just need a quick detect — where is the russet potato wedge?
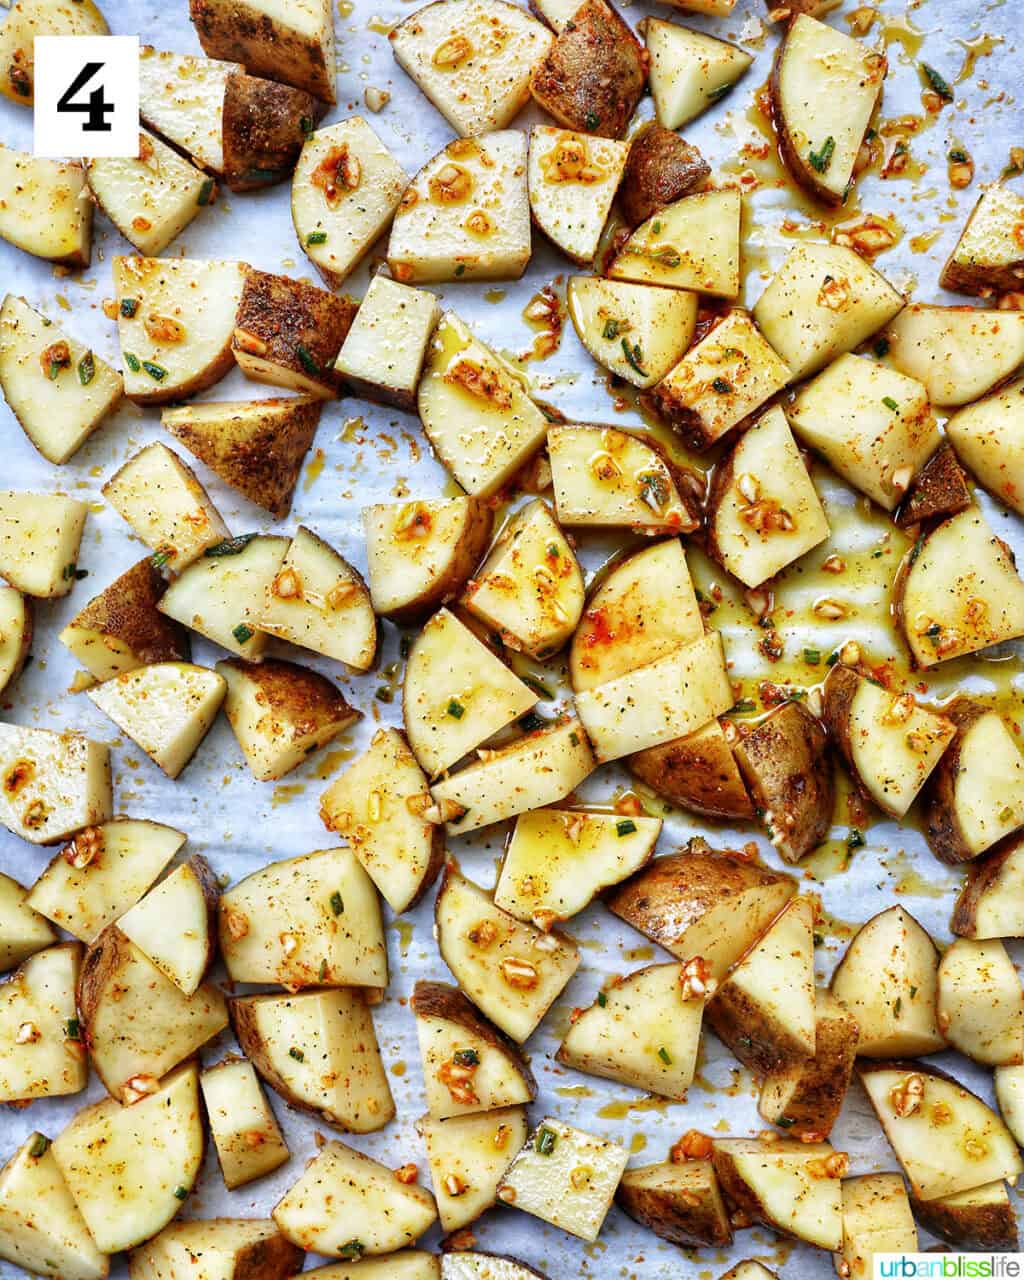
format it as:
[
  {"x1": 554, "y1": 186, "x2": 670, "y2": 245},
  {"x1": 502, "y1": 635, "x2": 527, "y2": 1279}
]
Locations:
[
  {"x1": 609, "y1": 188, "x2": 741, "y2": 297},
  {"x1": 629, "y1": 719, "x2": 754, "y2": 821},
  {"x1": 200, "y1": 1056, "x2": 290, "y2": 1190},
  {"x1": 952, "y1": 833, "x2": 1024, "y2": 939},
  {"x1": 711, "y1": 1138, "x2": 844, "y2": 1249},
  {"x1": 137, "y1": 47, "x2": 235, "y2": 173},
  {"x1": 940, "y1": 183, "x2": 1024, "y2": 296},
  {"x1": 219, "y1": 70, "x2": 327, "y2": 192},
  {"x1": 128, "y1": 1219, "x2": 302, "y2": 1280},
  {"x1": 117, "y1": 855, "x2": 218, "y2": 996},
  {"x1": 0, "y1": 490, "x2": 87, "y2": 599},
  {"x1": 616, "y1": 1158, "x2": 731, "y2": 1247},
  {"x1": 758, "y1": 989, "x2": 858, "y2": 1138},
  {"x1": 838, "y1": 1173, "x2": 918, "y2": 1280},
  {"x1": 0, "y1": 723, "x2": 111, "y2": 845},
  {"x1": 0, "y1": 943, "x2": 86, "y2": 1104},
  {"x1": 0, "y1": 586, "x2": 31, "y2": 697},
  {"x1": 418, "y1": 1107, "x2": 528, "y2": 1232},
  {"x1": 945, "y1": 376, "x2": 1024, "y2": 516},
  {"x1": 937, "y1": 938, "x2": 1024, "y2": 1066},
  {"x1": 336, "y1": 277, "x2": 438, "y2": 408},
  {"x1": 619, "y1": 124, "x2": 710, "y2": 230},
  {"x1": 0, "y1": 0, "x2": 107, "y2": 105},
  {"x1": 0, "y1": 871, "x2": 55, "y2": 971},
  {"x1": 895, "y1": 441, "x2": 972, "y2": 529},
  {"x1": 644, "y1": 18, "x2": 752, "y2": 130},
  {"x1": 910, "y1": 1181, "x2": 1017, "y2": 1252},
  {"x1": 0, "y1": 148, "x2": 91, "y2": 267},
  {"x1": 528, "y1": 127, "x2": 628, "y2": 265},
  {"x1": 881, "y1": 304, "x2": 1024, "y2": 407},
  {"x1": 566, "y1": 276, "x2": 697, "y2": 389}
]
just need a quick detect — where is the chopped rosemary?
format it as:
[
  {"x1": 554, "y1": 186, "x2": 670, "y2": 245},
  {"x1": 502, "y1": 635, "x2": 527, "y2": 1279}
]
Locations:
[{"x1": 808, "y1": 136, "x2": 836, "y2": 174}]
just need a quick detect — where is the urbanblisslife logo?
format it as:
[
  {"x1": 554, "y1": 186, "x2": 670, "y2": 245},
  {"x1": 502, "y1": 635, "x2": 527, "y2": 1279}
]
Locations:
[{"x1": 875, "y1": 1256, "x2": 1024, "y2": 1279}]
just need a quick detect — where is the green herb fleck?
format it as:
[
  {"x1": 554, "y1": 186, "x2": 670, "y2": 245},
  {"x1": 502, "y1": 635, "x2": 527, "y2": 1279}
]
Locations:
[
  {"x1": 808, "y1": 136, "x2": 836, "y2": 174},
  {"x1": 847, "y1": 828, "x2": 865, "y2": 850},
  {"x1": 296, "y1": 344, "x2": 320, "y2": 377},
  {"x1": 894, "y1": 996, "x2": 902, "y2": 1016},
  {"x1": 522, "y1": 673, "x2": 554, "y2": 700},
  {"x1": 151, "y1": 549, "x2": 172, "y2": 569},
  {"x1": 142, "y1": 360, "x2": 168, "y2": 382},
  {"x1": 616, "y1": 818, "x2": 637, "y2": 837},
  {"x1": 731, "y1": 698, "x2": 756, "y2": 714},
  {"x1": 873, "y1": 337, "x2": 890, "y2": 357},
  {"x1": 318, "y1": 958, "x2": 327, "y2": 981},
  {"x1": 125, "y1": 352, "x2": 141, "y2": 372},
  {"x1": 29, "y1": 1134, "x2": 49, "y2": 1158},
  {"x1": 585, "y1": 110, "x2": 600, "y2": 131},
  {"x1": 621, "y1": 338, "x2": 646, "y2": 376},
  {"x1": 65, "y1": 1017, "x2": 80, "y2": 1040},
  {"x1": 803, "y1": 648, "x2": 821, "y2": 665},
  {"x1": 597, "y1": 991, "x2": 607, "y2": 1007},
  {"x1": 120, "y1": 297, "x2": 139, "y2": 318},
  {"x1": 454, "y1": 1048, "x2": 480, "y2": 1066},
  {"x1": 205, "y1": 534, "x2": 256, "y2": 557},
  {"x1": 707, "y1": 81, "x2": 736, "y2": 103},
  {"x1": 307, "y1": 231, "x2": 328, "y2": 245},
  {"x1": 62, "y1": 562, "x2": 77, "y2": 580},
  {"x1": 454, "y1": 263, "x2": 466, "y2": 277},
  {"x1": 882, "y1": 395, "x2": 899, "y2": 412},
  {"x1": 232, "y1": 623, "x2": 254, "y2": 644},
  {"x1": 197, "y1": 177, "x2": 215, "y2": 206},
  {"x1": 536, "y1": 1127, "x2": 558, "y2": 1155},
  {"x1": 910, "y1": 985, "x2": 918, "y2": 998},
  {"x1": 301, "y1": 115, "x2": 315, "y2": 138},
  {"x1": 339, "y1": 1243, "x2": 365, "y2": 1261},
  {"x1": 77, "y1": 351, "x2": 95, "y2": 385},
  {"x1": 813, "y1": 932, "x2": 824, "y2": 947},
  {"x1": 712, "y1": 376, "x2": 732, "y2": 394},
  {"x1": 447, "y1": 698, "x2": 465, "y2": 719},
  {"x1": 330, "y1": 891, "x2": 344, "y2": 916},
  {"x1": 777, "y1": 1116, "x2": 795, "y2": 1128},
  {"x1": 602, "y1": 318, "x2": 620, "y2": 341},
  {"x1": 948, "y1": 148, "x2": 968, "y2": 164},
  {"x1": 173, "y1": 1185, "x2": 188, "y2": 1201},
  {"x1": 569, "y1": 731, "x2": 579, "y2": 747},
  {"x1": 657, "y1": 1046, "x2": 672, "y2": 1065},
  {"x1": 922, "y1": 63, "x2": 953, "y2": 101}
]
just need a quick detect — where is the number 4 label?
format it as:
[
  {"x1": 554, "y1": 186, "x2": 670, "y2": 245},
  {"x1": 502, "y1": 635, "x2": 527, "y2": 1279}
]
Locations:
[{"x1": 34, "y1": 36, "x2": 139, "y2": 158}]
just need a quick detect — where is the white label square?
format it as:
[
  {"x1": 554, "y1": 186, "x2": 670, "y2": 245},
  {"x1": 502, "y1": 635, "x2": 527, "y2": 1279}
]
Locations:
[{"x1": 33, "y1": 35, "x2": 139, "y2": 158}]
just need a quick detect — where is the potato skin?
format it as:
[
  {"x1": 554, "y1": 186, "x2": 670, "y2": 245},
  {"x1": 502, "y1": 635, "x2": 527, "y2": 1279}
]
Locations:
[
  {"x1": 222, "y1": 72, "x2": 326, "y2": 192},
  {"x1": 759, "y1": 1004, "x2": 859, "y2": 1137},
  {"x1": 615, "y1": 1162, "x2": 732, "y2": 1247},
  {"x1": 75, "y1": 926, "x2": 139, "y2": 1095},
  {"x1": 922, "y1": 697, "x2": 990, "y2": 866},
  {"x1": 530, "y1": 0, "x2": 648, "y2": 140},
  {"x1": 895, "y1": 443, "x2": 971, "y2": 530},
  {"x1": 629, "y1": 728, "x2": 754, "y2": 821},
  {"x1": 66, "y1": 558, "x2": 190, "y2": 666},
  {"x1": 221, "y1": 657, "x2": 359, "y2": 735},
  {"x1": 909, "y1": 1190, "x2": 1018, "y2": 1251},
  {"x1": 228, "y1": 997, "x2": 333, "y2": 1128},
  {"x1": 619, "y1": 123, "x2": 709, "y2": 229},
  {"x1": 225, "y1": 1231, "x2": 304, "y2": 1280},
  {"x1": 951, "y1": 831, "x2": 1024, "y2": 936}
]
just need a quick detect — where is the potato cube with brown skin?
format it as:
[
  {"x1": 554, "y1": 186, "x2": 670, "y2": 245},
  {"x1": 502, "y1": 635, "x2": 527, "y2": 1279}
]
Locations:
[
  {"x1": 0, "y1": 0, "x2": 108, "y2": 107},
  {"x1": 758, "y1": 989, "x2": 859, "y2": 1138},
  {"x1": 895, "y1": 442, "x2": 972, "y2": 530},
  {"x1": 0, "y1": 723, "x2": 111, "y2": 846},
  {"x1": 0, "y1": 148, "x2": 91, "y2": 268},
  {"x1": 610, "y1": 188, "x2": 741, "y2": 296},
  {"x1": 233, "y1": 269, "x2": 356, "y2": 399},
  {"x1": 644, "y1": 21, "x2": 752, "y2": 133},
  {"x1": 200, "y1": 1057, "x2": 290, "y2": 1190},
  {"x1": 952, "y1": 834, "x2": 1024, "y2": 940},
  {"x1": 711, "y1": 1138, "x2": 844, "y2": 1250},
  {"x1": 528, "y1": 127, "x2": 629, "y2": 265},
  {"x1": 616, "y1": 1158, "x2": 732, "y2": 1248},
  {"x1": 0, "y1": 872, "x2": 55, "y2": 972},
  {"x1": 838, "y1": 1174, "x2": 918, "y2": 1280},
  {"x1": 910, "y1": 1181, "x2": 1018, "y2": 1253},
  {"x1": 418, "y1": 1108, "x2": 528, "y2": 1233},
  {"x1": 530, "y1": 0, "x2": 648, "y2": 140},
  {"x1": 220, "y1": 71, "x2": 326, "y2": 192},
  {"x1": 566, "y1": 276, "x2": 697, "y2": 389},
  {"x1": 335, "y1": 277, "x2": 438, "y2": 409},
  {"x1": 937, "y1": 938, "x2": 1024, "y2": 1066},
  {"x1": 945, "y1": 376, "x2": 1024, "y2": 516},
  {"x1": 129, "y1": 1221, "x2": 302, "y2": 1280},
  {"x1": 630, "y1": 720, "x2": 755, "y2": 822},
  {"x1": 618, "y1": 122, "x2": 710, "y2": 228},
  {"x1": 881, "y1": 305, "x2": 1024, "y2": 408},
  {"x1": 0, "y1": 943, "x2": 86, "y2": 1104},
  {"x1": 940, "y1": 183, "x2": 1024, "y2": 297}
]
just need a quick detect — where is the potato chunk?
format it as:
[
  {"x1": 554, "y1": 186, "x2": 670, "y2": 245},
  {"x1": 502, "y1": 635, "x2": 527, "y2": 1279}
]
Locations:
[
  {"x1": 881, "y1": 304, "x2": 1024, "y2": 407},
  {"x1": 0, "y1": 944, "x2": 86, "y2": 1103},
  {"x1": 0, "y1": 0, "x2": 107, "y2": 105},
  {"x1": 138, "y1": 47, "x2": 235, "y2": 174},
  {"x1": 566, "y1": 276, "x2": 696, "y2": 389},
  {"x1": 220, "y1": 70, "x2": 327, "y2": 192},
  {"x1": 0, "y1": 872, "x2": 55, "y2": 971},
  {"x1": 0, "y1": 491, "x2": 87, "y2": 598},
  {"x1": 616, "y1": 1159, "x2": 731, "y2": 1248},
  {"x1": 129, "y1": 1220, "x2": 301, "y2": 1280},
  {"x1": 528, "y1": 127, "x2": 628, "y2": 264},
  {"x1": 0, "y1": 588, "x2": 30, "y2": 699},
  {"x1": 335, "y1": 276, "x2": 438, "y2": 408},
  {"x1": 937, "y1": 938, "x2": 1024, "y2": 1066},
  {"x1": 910, "y1": 1181, "x2": 1017, "y2": 1252},
  {"x1": 618, "y1": 123, "x2": 709, "y2": 229},
  {"x1": 200, "y1": 1057, "x2": 290, "y2": 1190},
  {"x1": 838, "y1": 1174, "x2": 917, "y2": 1280},
  {"x1": 629, "y1": 720, "x2": 754, "y2": 822},
  {"x1": 190, "y1": 0, "x2": 337, "y2": 102},
  {"x1": 419, "y1": 1108, "x2": 527, "y2": 1232},
  {"x1": 952, "y1": 834, "x2": 1024, "y2": 940},
  {"x1": 940, "y1": 183, "x2": 1024, "y2": 296},
  {"x1": 0, "y1": 148, "x2": 91, "y2": 267},
  {"x1": 117, "y1": 855, "x2": 217, "y2": 996},
  {"x1": 0, "y1": 723, "x2": 111, "y2": 845},
  {"x1": 645, "y1": 18, "x2": 751, "y2": 129},
  {"x1": 758, "y1": 988, "x2": 858, "y2": 1138},
  {"x1": 945, "y1": 375, "x2": 1024, "y2": 516},
  {"x1": 711, "y1": 1138, "x2": 843, "y2": 1249},
  {"x1": 609, "y1": 188, "x2": 740, "y2": 296}
]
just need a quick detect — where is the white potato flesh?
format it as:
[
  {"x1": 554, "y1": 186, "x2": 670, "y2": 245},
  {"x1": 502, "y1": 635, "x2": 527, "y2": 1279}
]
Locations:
[
  {"x1": 436, "y1": 869, "x2": 579, "y2": 1042},
  {"x1": 0, "y1": 1134, "x2": 107, "y2": 1280},
  {"x1": 390, "y1": 0, "x2": 552, "y2": 136},
  {"x1": 138, "y1": 47, "x2": 234, "y2": 173},
  {"x1": 495, "y1": 808, "x2": 660, "y2": 926},
  {"x1": 0, "y1": 723, "x2": 110, "y2": 845},
  {"x1": 0, "y1": 586, "x2": 30, "y2": 696},
  {"x1": 575, "y1": 631, "x2": 733, "y2": 762},
  {"x1": 945, "y1": 376, "x2": 1024, "y2": 516},
  {"x1": 899, "y1": 507, "x2": 1024, "y2": 667},
  {"x1": 570, "y1": 538, "x2": 702, "y2": 692},
  {"x1": 753, "y1": 242, "x2": 904, "y2": 382},
  {"x1": 0, "y1": 0, "x2": 108, "y2": 106},
  {"x1": 273, "y1": 1141, "x2": 437, "y2": 1256},
  {"x1": 645, "y1": 18, "x2": 752, "y2": 129},
  {"x1": 404, "y1": 607, "x2": 536, "y2": 776},
  {"x1": 566, "y1": 276, "x2": 697, "y2": 389},
  {"x1": 943, "y1": 182, "x2": 1024, "y2": 292},
  {"x1": 548, "y1": 424, "x2": 696, "y2": 532},
  {"x1": 129, "y1": 1220, "x2": 298, "y2": 1280},
  {"x1": 497, "y1": 1118, "x2": 628, "y2": 1242},
  {"x1": 528, "y1": 0, "x2": 579, "y2": 30},
  {"x1": 839, "y1": 1173, "x2": 918, "y2": 1280},
  {"x1": 415, "y1": 1008, "x2": 534, "y2": 1120},
  {"x1": 293, "y1": 118, "x2": 408, "y2": 288},
  {"x1": 220, "y1": 847, "x2": 387, "y2": 989},
  {"x1": 418, "y1": 312, "x2": 549, "y2": 496},
  {"x1": 258, "y1": 525, "x2": 376, "y2": 670},
  {"x1": 159, "y1": 533, "x2": 288, "y2": 659},
  {"x1": 609, "y1": 188, "x2": 740, "y2": 297},
  {"x1": 558, "y1": 963, "x2": 703, "y2": 1096},
  {"x1": 305, "y1": 1257, "x2": 440, "y2": 1280},
  {"x1": 0, "y1": 872, "x2": 55, "y2": 971},
  {"x1": 712, "y1": 1138, "x2": 842, "y2": 1249},
  {"x1": 388, "y1": 133, "x2": 531, "y2": 284},
  {"x1": 86, "y1": 130, "x2": 209, "y2": 256},
  {"x1": 528, "y1": 127, "x2": 628, "y2": 265},
  {"x1": 335, "y1": 276, "x2": 439, "y2": 405},
  {"x1": 88, "y1": 662, "x2": 227, "y2": 779},
  {"x1": 430, "y1": 716, "x2": 595, "y2": 832},
  {"x1": 957, "y1": 836, "x2": 1024, "y2": 940},
  {"x1": 442, "y1": 1256, "x2": 541, "y2": 1280},
  {"x1": 937, "y1": 939, "x2": 1024, "y2": 1066},
  {"x1": 52, "y1": 1062, "x2": 204, "y2": 1254},
  {"x1": 27, "y1": 818, "x2": 186, "y2": 944},
  {"x1": 419, "y1": 1108, "x2": 528, "y2": 1232},
  {"x1": 117, "y1": 857, "x2": 213, "y2": 995},
  {"x1": 0, "y1": 944, "x2": 85, "y2": 1103},
  {"x1": 0, "y1": 490, "x2": 87, "y2": 598},
  {"x1": 200, "y1": 1057, "x2": 290, "y2": 1190},
  {"x1": 882, "y1": 305, "x2": 1024, "y2": 407},
  {"x1": 113, "y1": 256, "x2": 248, "y2": 403},
  {"x1": 0, "y1": 147, "x2": 91, "y2": 266},
  {"x1": 994, "y1": 1062, "x2": 1024, "y2": 1148},
  {"x1": 0, "y1": 295, "x2": 122, "y2": 464}
]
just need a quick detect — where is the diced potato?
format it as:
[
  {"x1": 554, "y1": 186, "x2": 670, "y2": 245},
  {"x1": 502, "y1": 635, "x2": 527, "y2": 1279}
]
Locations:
[
  {"x1": 909, "y1": 1180, "x2": 1017, "y2": 1252},
  {"x1": 52, "y1": 1062, "x2": 204, "y2": 1254},
  {"x1": 78, "y1": 925, "x2": 227, "y2": 1102},
  {"x1": 200, "y1": 1057, "x2": 290, "y2": 1190},
  {"x1": 758, "y1": 989, "x2": 858, "y2": 1137},
  {"x1": 608, "y1": 188, "x2": 741, "y2": 296},
  {"x1": 128, "y1": 1219, "x2": 301, "y2": 1280},
  {"x1": 940, "y1": 183, "x2": 1024, "y2": 296},
  {"x1": 272, "y1": 1141, "x2": 437, "y2": 1256},
  {"x1": 162, "y1": 397, "x2": 322, "y2": 518},
  {"x1": 895, "y1": 440, "x2": 972, "y2": 529},
  {"x1": 0, "y1": 491, "x2": 87, "y2": 598},
  {"x1": 787, "y1": 354, "x2": 938, "y2": 510},
  {"x1": 419, "y1": 1108, "x2": 528, "y2": 1233},
  {"x1": 895, "y1": 506, "x2": 1024, "y2": 667},
  {"x1": 652, "y1": 310, "x2": 791, "y2": 451},
  {"x1": 945, "y1": 375, "x2": 1024, "y2": 515},
  {"x1": 706, "y1": 404, "x2": 829, "y2": 587},
  {"x1": 417, "y1": 312, "x2": 548, "y2": 495},
  {"x1": 575, "y1": 631, "x2": 733, "y2": 763},
  {"x1": 0, "y1": 147, "x2": 91, "y2": 267},
  {"x1": 644, "y1": 17, "x2": 752, "y2": 129},
  {"x1": 430, "y1": 716, "x2": 595, "y2": 832},
  {"x1": 0, "y1": 944, "x2": 85, "y2": 1103},
  {"x1": 497, "y1": 1118, "x2": 628, "y2": 1241},
  {"x1": 219, "y1": 847, "x2": 387, "y2": 989},
  {"x1": 138, "y1": 47, "x2": 236, "y2": 173},
  {"x1": 27, "y1": 818, "x2": 186, "y2": 944},
  {"x1": 87, "y1": 662, "x2": 227, "y2": 779},
  {"x1": 881, "y1": 304, "x2": 1024, "y2": 407},
  {"x1": 629, "y1": 720, "x2": 755, "y2": 822},
  {"x1": 495, "y1": 808, "x2": 660, "y2": 927},
  {"x1": 528, "y1": 127, "x2": 628, "y2": 264},
  {"x1": 953, "y1": 834, "x2": 1024, "y2": 940},
  {"x1": 548, "y1": 424, "x2": 698, "y2": 532},
  {"x1": 0, "y1": 587, "x2": 31, "y2": 697},
  {"x1": 0, "y1": 0, "x2": 108, "y2": 105},
  {"x1": 117, "y1": 855, "x2": 217, "y2": 995},
  {"x1": 231, "y1": 988, "x2": 395, "y2": 1133},
  {"x1": 391, "y1": 0, "x2": 551, "y2": 136},
  {"x1": 435, "y1": 865, "x2": 580, "y2": 1042},
  {"x1": 442, "y1": 1256, "x2": 541, "y2": 1280},
  {"x1": 566, "y1": 276, "x2": 696, "y2": 389},
  {"x1": 102, "y1": 442, "x2": 229, "y2": 570},
  {"x1": 619, "y1": 123, "x2": 709, "y2": 229},
  {"x1": 218, "y1": 657, "x2": 359, "y2": 781},
  {"x1": 0, "y1": 295, "x2": 122, "y2": 464},
  {"x1": 711, "y1": 1138, "x2": 843, "y2": 1249},
  {"x1": 0, "y1": 1132, "x2": 107, "y2": 1280},
  {"x1": 0, "y1": 872, "x2": 55, "y2": 972},
  {"x1": 363, "y1": 496, "x2": 492, "y2": 621},
  {"x1": 113, "y1": 255, "x2": 248, "y2": 403},
  {"x1": 0, "y1": 723, "x2": 111, "y2": 845},
  {"x1": 830, "y1": 905, "x2": 944, "y2": 1056},
  {"x1": 995, "y1": 1061, "x2": 1024, "y2": 1147},
  {"x1": 258, "y1": 525, "x2": 376, "y2": 670},
  {"x1": 616, "y1": 1159, "x2": 731, "y2": 1248},
  {"x1": 388, "y1": 133, "x2": 531, "y2": 284},
  {"x1": 752, "y1": 243, "x2": 904, "y2": 383},
  {"x1": 838, "y1": 1174, "x2": 918, "y2": 1280},
  {"x1": 937, "y1": 938, "x2": 1024, "y2": 1066},
  {"x1": 335, "y1": 276, "x2": 438, "y2": 407}
]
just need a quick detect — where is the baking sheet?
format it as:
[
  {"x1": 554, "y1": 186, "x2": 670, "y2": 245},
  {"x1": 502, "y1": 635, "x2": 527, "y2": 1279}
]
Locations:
[{"x1": 0, "y1": 0, "x2": 1022, "y2": 1275}]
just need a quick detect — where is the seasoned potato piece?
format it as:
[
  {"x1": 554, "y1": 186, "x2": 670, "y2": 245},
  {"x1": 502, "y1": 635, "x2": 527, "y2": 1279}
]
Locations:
[
  {"x1": 937, "y1": 938, "x2": 1024, "y2": 1066},
  {"x1": 293, "y1": 118, "x2": 407, "y2": 288},
  {"x1": 0, "y1": 723, "x2": 111, "y2": 846},
  {"x1": 0, "y1": 944, "x2": 85, "y2": 1104},
  {"x1": 419, "y1": 1108, "x2": 528, "y2": 1233},
  {"x1": 138, "y1": 47, "x2": 235, "y2": 174},
  {"x1": 117, "y1": 855, "x2": 217, "y2": 996},
  {"x1": 88, "y1": 662, "x2": 227, "y2": 779},
  {"x1": 895, "y1": 506, "x2": 1024, "y2": 666},
  {"x1": 530, "y1": 0, "x2": 647, "y2": 140},
  {"x1": 390, "y1": 0, "x2": 552, "y2": 136},
  {"x1": 389, "y1": 133, "x2": 531, "y2": 284},
  {"x1": 567, "y1": 276, "x2": 697, "y2": 389},
  {"x1": 945, "y1": 376, "x2": 1024, "y2": 515},
  {"x1": 529, "y1": 0, "x2": 587, "y2": 31},
  {"x1": 616, "y1": 1159, "x2": 731, "y2": 1248},
  {"x1": 630, "y1": 720, "x2": 753, "y2": 821},
  {"x1": 644, "y1": 19, "x2": 752, "y2": 130},
  {"x1": 308, "y1": 1257, "x2": 441, "y2": 1280},
  {"x1": 830, "y1": 905, "x2": 944, "y2": 1056},
  {"x1": 711, "y1": 1138, "x2": 843, "y2": 1249},
  {"x1": 0, "y1": 872, "x2": 55, "y2": 972},
  {"x1": 0, "y1": 0, "x2": 107, "y2": 105},
  {"x1": 753, "y1": 243, "x2": 904, "y2": 383},
  {"x1": 610, "y1": 188, "x2": 740, "y2": 296},
  {"x1": 0, "y1": 491, "x2": 87, "y2": 599},
  {"x1": 758, "y1": 989, "x2": 858, "y2": 1137},
  {"x1": 129, "y1": 1220, "x2": 302, "y2": 1280},
  {"x1": 335, "y1": 277, "x2": 438, "y2": 408},
  {"x1": 895, "y1": 442, "x2": 972, "y2": 530},
  {"x1": 952, "y1": 834, "x2": 1024, "y2": 940},
  {"x1": 0, "y1": 148, "x2": 91, "y2": 267},
  {"x1": 719, "y1": 1265, "x2": 778, "y2": 1280},
  {"x1": 838, "y1": 1174, "x2": 917, "y2": 1280},
  {"x1": 996, "y1": 1060, "x2": 1024, "y2": 1147},
  {"x1": 882, "y1": 304, "x2": 1024, "y2": 407},
  {"x1": 618, "y1": 124, "x2": 709, "y2": 229},
  {"x1": 102, "y1": 442, "x2": 230, "y2": 570},
  {"x1": 528, "y1": 127, "x2": 628, "y2": 264},
  {"x1": 940, "y1": 184, "x2": 1024, "y2": 296},
  {"x1": 231, "y1": 988, "x2": 395, "y2": 1133},
  {"x1": 910, "y1": 1181, "x2": 1017, "y2": 1252},
  {"x1": 442, "y1": 1256, "x2": 541, "y2": 1280},
  {"x1": 221, "y1": 70, "x2": 327, "y2": 191},
  {"x1": 200, "y1": 1057, "x2": 290, "y2": 1190},
  {"x1": 0, "y1": 587, "x2": 31, "y2": 698}
]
